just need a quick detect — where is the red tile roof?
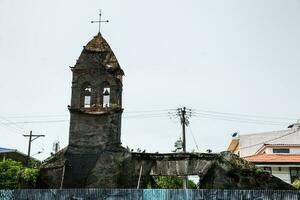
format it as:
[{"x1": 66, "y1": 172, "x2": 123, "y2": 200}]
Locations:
[{"x1": 243, "y1": 154, "x2": 300, "y2": 163}]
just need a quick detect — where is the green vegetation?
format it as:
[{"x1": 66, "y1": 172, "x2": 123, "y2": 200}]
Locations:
[
  {"x1": 292, "y1": 179, "x2": 300, "y2": 189},
  {"x1": 0, "y1": 159, "x2": 39, "y2": 189},
  {"x1": 149, "y1": 176, "x2": 197, "y2": 189},
  {"x1": 22, "y1": 168, "x2": 39, "y2": 184}
]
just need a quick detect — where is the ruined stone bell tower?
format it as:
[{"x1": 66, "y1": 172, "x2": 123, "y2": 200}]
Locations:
[
  {"x1": 68, "y1": 32, "x2": 124, "y2": 152},
  {"x1": 39, "y1": 32, "x2": 294, "y2": 190},
  {"x1": 38, "y1": 33, "x2": 129, "y2": 188}
]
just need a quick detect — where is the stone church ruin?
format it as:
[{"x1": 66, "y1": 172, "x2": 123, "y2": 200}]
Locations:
[{"x1": 38, "y1": 32, "x2": 293, "y2": 190}]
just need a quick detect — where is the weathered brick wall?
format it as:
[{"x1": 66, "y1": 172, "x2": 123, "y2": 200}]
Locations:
[{"x1": 68, "y1": 111, "x2": 122, "y2": 152}]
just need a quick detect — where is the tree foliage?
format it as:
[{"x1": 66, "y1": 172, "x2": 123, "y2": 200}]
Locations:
[
  {"x1": 292, "y1": 179, "x2": 300, "y2": 189},
  {"x1": 0, "y1": 159, "x2": 39, "y2": 189},
  {"x1": 150, "y1": 176, "x2": 197, "y2": 189},
  {"x1": 22, "y1": 168, "x2": 39, "y2": 183},
  {"x1": 0, "y1": 159, "x2": 22, "y2": 189}
]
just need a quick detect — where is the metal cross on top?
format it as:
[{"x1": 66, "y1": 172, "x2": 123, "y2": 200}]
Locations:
[{"x1": 91, "y1": 10, "x2": 109, "y2": 33}]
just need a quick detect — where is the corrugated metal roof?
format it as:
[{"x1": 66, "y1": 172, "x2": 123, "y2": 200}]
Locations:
[
  {"x1": 239, "y1": 129, "x2": 300, "y2": 157},
  {"x1": 0, "y1": 147, "x2": 16, "y2": 153}
]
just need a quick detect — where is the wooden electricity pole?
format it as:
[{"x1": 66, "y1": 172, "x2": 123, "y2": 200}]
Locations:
[
  {"x1": 176, "y1": 107, "x2": 192, "y2": 189},
  {"x1": 23, "y1": 131, "x2": 45, "y2": 165},
  {"x1": 181, "y1": 107, "x2": 187, "y2": 153}
]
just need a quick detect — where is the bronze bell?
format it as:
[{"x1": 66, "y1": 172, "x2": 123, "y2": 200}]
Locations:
[
  {"x1": 84, "y1": 88, "x2": 91, "y2": 96},
  {"x1": 103, "y1": 89, "x2": 110, "y2": 96}
]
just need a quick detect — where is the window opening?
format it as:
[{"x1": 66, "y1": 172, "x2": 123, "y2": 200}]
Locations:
[
  {"x1": 262, "y1": 167, "x2": 272, "y2": 174},
  {"x1": 290, "y1": 167, "x2": 300, "y2": 183},
  {"x1": 273, "y1": 148, "x2": 290, "y2": 154},
  {"x1": 84, "y1": 86, "x2": 91, "y2": 108},
  {"x1": 103, "y1": 87, "x2": 110, "y2": 107}
]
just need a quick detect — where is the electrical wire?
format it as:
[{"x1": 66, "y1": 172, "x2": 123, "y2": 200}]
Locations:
[
  {"x1": 1, "y1": 115, "x2": 169, "y2": 124},
  {"x1": 0, "y1": 108, "x2": 296, "y2": 126},
  {"x1": 3, "y1": 114, "x2": 68, "y2": 119},
  {"x1": 0, "y1": 116, "x2": 28, "y2": 133},
  {"x1": 2, "y1": 109, "x2": 174, "y2": 119},
  {"x1": 0, "y1": 107, "x2": 297, "y2": 158},
  {"x1": 0, "y1": 121, "x2": 24, "y2": 136},
  {"x1": 240, "y1": 130, "x2": 298, "y2": 150},
  {"x1": 2, "y1": 119, "x2": 69, "y2": 124},
  {"x1": 193, "y1": 112, "x2": 288, "y2": 126},
  {"x1": 0, "y1": 119, "x2": 26, "y2": 136},
  {"x1": 0, "y1": 117, "x2": 46, "y2": 157},
  {"x1": 124, "y1": 113, "x2": 169, "y2": 119},
  {"x1": 188, "y1": 126, "x2": 200, "y2": 152},
  {"x1": 194, "y1": 108, "x2": 296, "y2": 121},
  {"x1": 124, "y1": 109, "x2": 175, "y2": 113}
]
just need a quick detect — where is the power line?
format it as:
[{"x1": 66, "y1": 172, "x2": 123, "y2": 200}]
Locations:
[
  {"x1": 125, "y1": 109, "x2": 175, "y2": 113},
  {"x1": 194, "y1": 108, "x2": 296, "y2": 121},
  {"x1": 0, "y1": 107, "x2": 297, "y2": 160},
  {"x1": 188, "y1": 126, "x2": 200, "y2": 152},
  {"x1": 193, "y1": 112, "x2": 288, "y2": 126},
  {"x1": 2, "y1": 114, "x2": 68, "y2": 119},
  {"x1": 0, "y1": 116, "x2": 28, "y2": 133},
  {"x1": 0, "y1": 117, "x2": 46, "y2": 157},
  {"x1": 0, "y1": 109, "x2": 174, "y2": 121},
  {"x1": 124, "y1": 113, "x2": 169, "y2": 119},
  {"x1": 1, "y1": 112, "x2": 171, "y2": 124},
  {"x1": 1, "y1": 109, "x2": 174, "y2": 119},
  {"x1": 0, "y1": 116, "x2": 290, "y2": 125},
  {"x1": 2, "y1": 119, "x2": 69, "y2": 124},
  {"x1": 0, "y1": 108, "x2": 296, "y2": 126},
  {"x1": 0, "y1": 119, "x2": 28, "y2": 137},
  {"x1": 1, "y1": 115, "x2": 170, "y2": 124},
  {"x1": 0, "y1": 122, "x2": 24, "y2": 136},
  {"x1": 1, "y1": 108, "x2": 296, "y2": 121},
  {"x1": 240, "y1": 130, "x2": 298, "y2": 150}
]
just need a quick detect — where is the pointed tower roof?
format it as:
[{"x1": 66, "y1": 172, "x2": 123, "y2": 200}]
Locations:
[
  {"x1": 85, "y1": 32, "x2": 111, "y2": 52},
  {"x1": 75, "y1": 33, "x2": 124, "y2": 75}
]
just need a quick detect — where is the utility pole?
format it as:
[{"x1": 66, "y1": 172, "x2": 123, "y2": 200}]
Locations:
[
  {"x1": 176, "y1": 107, "x2": 192, "y2": 189},
  {"x1": 181, "y1": 107, "x2": 187, "y2": 153},
  {"x1": 176, "y1": 107, "x2": 192, "y2": 153},
  {"x1": 23, "y1": 131, "x2": 45, "y2": 165}
]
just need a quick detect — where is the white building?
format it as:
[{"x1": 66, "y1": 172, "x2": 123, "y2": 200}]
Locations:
[{"x1": 227, "y1": 120, "x2": 300, "y2": 184}]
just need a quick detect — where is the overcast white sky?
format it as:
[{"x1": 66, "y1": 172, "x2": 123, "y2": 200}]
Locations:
[{"x1": 0, "y1": 0, "x2": 300, "y2": 160}]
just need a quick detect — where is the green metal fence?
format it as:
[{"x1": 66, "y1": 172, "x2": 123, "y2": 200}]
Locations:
[{"x1": 0, "y1": 189, "x2": 299, "y2": 200}]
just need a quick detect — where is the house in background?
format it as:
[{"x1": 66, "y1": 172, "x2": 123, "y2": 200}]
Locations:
[
  {"x1": 0, "y1": 147, "x2": 39, "y2": 165},
  {"x1": 227, "y1": 120, "x2": 300, "y2": 184}
]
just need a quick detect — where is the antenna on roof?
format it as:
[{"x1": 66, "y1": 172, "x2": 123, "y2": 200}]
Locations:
[
  {"x1": 52, "y1": 140, "x2": 60, "y2": 154},
  {"x1": 231, "y1": 132, "x2": 239, "y2": 138}
]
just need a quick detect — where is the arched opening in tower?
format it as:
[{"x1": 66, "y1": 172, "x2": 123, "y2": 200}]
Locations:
[
  {"x1": 103, "y1": 87, "x2": 110, "y2": 108},
  {"x1": 84, "y1": 86, "x2": 92, "y2": 108}
]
